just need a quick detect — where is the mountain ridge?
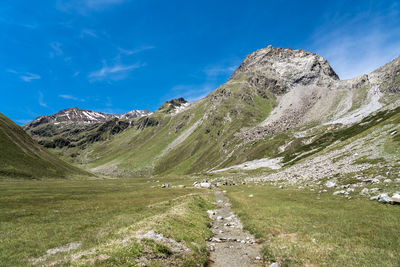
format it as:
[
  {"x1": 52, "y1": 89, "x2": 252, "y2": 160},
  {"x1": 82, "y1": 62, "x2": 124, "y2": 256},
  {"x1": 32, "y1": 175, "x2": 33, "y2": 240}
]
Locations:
[{"x1": 19, "y1": 45, "x2": 400, "y2": 177}]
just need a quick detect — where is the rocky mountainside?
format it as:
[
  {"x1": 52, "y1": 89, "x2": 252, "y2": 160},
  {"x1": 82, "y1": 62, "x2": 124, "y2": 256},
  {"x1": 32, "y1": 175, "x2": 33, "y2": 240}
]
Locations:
[
  {"x1": 0, "y1": 113, "x2": 89, "y2": 179},
  {"x1": 22, "y1": 107, "x2": 152, "y2": 151},
  {"x1": 23, "y1": 45, "x2": 400, "y2": 178}
]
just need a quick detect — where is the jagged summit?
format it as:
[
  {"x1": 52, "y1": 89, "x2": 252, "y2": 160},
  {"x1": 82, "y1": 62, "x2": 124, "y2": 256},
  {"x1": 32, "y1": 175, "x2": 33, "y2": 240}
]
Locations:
[
  {"x1": 157, "y1": 97, "x2": 189, "y2": 114},
  {"x1": 232, "y1": 45, "x2": 339, "y2": 88}
]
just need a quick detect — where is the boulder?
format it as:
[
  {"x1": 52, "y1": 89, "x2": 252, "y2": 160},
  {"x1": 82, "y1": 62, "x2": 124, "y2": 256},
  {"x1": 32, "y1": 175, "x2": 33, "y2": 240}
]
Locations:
[
  {"x1": 200, "y1": 182, "x2": 212, "y2": 189},
  {"x1": 391, "y1": 193, "x2": 400, "y2": 204},
  {"x1": 377, "y1": 193, "x2": 391, "y2": 203}
]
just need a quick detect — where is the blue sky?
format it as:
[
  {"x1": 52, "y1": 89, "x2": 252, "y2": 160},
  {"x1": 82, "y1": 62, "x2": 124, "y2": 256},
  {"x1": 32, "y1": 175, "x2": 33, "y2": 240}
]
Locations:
[{"x1": 1, "y1": 0, "x2": 400, "y2": 124}]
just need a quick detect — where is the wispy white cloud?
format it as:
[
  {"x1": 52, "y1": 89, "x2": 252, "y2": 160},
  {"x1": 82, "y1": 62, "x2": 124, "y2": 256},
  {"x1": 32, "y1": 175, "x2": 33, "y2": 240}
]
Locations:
[
  {"x1": 59, "y1": 94, "x2": 85, "y2": 102},
  {"x1": 20, "y1": 72, "x2": 41, "y2": 82},
  {"x1": 203, "y1": 65, "x2": 237, "y2": 78},
  {"x1": 0, "y1": 17, "x2": 38, "y2": 29},
  {"x1": 170, "y1": 84, "x2": 215, "y2": 102},
  {"x1": 50, "y1": 42, "x2": 63, "y2": 58},
  {"x1": 6, "y1": 69, "x2": 41, "y2": 82},
  {"x1": 56, "y1": 0, "x2": 127, "y2": 14},
  {"x1": 88, "y1": 62, "x2": 144, "y2": 82},
  {"x1": 6, "y1": 69, "x2": 18, "y2": 74},
  {"x1": 80, "y1": 29, "x2": 98, "y2": 38},
  {"x1": 38, "y1": 92, "x2": 47, "y2": 107},
  {"x1": 311, "y1": 3, "x2": 400, "y2": 79},
  {"x1": 118, "y1": 46, "x2": 155, "y2": 55}
]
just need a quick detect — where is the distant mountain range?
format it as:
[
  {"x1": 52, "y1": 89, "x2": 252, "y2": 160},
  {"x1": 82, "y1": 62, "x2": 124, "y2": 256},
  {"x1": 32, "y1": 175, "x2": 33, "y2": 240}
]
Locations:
[
  {"x1": 2, "y1": 45, "x2": 399, "y2": 179},
  {"x1": 24, "y1": 107, "x2": 151, "y2": 127}
]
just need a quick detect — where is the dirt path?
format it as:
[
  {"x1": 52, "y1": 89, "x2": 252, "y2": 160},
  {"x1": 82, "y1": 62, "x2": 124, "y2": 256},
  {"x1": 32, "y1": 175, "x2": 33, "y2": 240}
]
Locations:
[{"x1": 207, "y1": 190, "x2": 262, "y2": 266}]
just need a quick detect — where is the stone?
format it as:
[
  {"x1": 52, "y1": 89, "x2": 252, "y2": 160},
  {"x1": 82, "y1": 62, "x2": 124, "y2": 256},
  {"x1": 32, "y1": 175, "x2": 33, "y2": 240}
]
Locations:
[
  {"x1": 325, "y1": 181, "x2": 336, "y2": 188},
  {"x1": 270, "y1": 263, "x2": 279, "y2": 267},
  {"x1": 370, "y1": 195, "x2": 379, "y2": 201},
  {"x1": 207, "y1": 210, "x2": 216, "y2": 216},
  {"x1": 200, "y1": 182, "x2": 212, "y2": 189},
  {"x1": 360, "y1": 188, "x2": 369, "y2": 195},
  {"x1": 377, "y1": 193, "x2": 391, "y2": 203},
  {"x1": 333, "y1": 190, "x2": 348, "y2": 196},
  {"x1": 372, "y1": 178, "x2": 380, "y2": 184},
  {"x1": 249, "y1": 194, "x2": 254, "y2": 198},
  {"x1": 217, "y1": 216, "x2": 224, "y2": 220},
  {"x1": 370, "y1": 188, "x2": 381, "y2": 193},
  {"x1": 391, "y1": 193, "x2": 400, "y2": 204},
  {"x1": 178, "y1": 185, "x2": 186, "y2": 188},
  {"x1": 384, "y1": 179, "x2": 392, "y2": 183},
  {"x1": 161, "y1": 183, "x2": 171, "y2": 188}
]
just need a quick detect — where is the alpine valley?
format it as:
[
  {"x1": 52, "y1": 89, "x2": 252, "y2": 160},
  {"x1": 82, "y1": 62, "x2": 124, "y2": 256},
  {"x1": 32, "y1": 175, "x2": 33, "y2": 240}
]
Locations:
[
  {"x1": 20, "y1": 45, "x2": 400, "y2": 180},
  {"x1": 2, "y1": 45, "x2": 400, "y2": 267}
]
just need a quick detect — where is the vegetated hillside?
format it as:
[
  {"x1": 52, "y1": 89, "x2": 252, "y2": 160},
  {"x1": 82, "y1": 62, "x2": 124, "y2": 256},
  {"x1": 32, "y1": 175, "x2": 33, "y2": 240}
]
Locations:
[
  {"x1": 24, "y1": 45, "x2": 400, "y2": 177},
  {"x1": 0, "y1": 113, "x2": 90, "y2": 179}
]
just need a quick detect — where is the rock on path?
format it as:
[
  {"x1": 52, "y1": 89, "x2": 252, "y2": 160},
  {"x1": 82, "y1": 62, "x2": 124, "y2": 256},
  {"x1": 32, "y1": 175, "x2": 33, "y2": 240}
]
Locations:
[{"x1": 207, "y1": 190, "x2": 262, "y2": 266}]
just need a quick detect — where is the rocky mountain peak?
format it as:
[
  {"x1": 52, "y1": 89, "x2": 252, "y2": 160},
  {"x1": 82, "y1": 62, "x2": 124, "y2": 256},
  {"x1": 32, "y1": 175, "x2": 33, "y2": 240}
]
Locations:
[
  {"x1": 122, "y1": 109, "x2": 152, "y2": 119},
  {"x1": 232, "y1": 45, "x2": 339, "y2": 87},
  {"x1": 158, "y1": 98, "x2": 189, "y2": 114}
]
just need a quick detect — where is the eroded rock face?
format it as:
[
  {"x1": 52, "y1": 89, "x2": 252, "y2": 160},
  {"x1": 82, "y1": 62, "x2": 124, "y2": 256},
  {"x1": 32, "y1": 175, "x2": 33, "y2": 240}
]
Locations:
[{"x1": 232, "y1": 45, "x2": 339, "y2": 89}]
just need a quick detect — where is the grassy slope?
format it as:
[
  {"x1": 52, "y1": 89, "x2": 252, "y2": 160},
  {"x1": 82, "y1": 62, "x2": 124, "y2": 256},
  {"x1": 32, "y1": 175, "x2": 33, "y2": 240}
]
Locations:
[
  {"x1": 27, "y1": 57, "x2": 399, "y2": 177},
  {"x1": 226, "y1": 185, "x2": 400, "y2": 266},
  {"x1": 155, "y1": 81, "x2": 276, "y2": 175},
  {"x1": 74, "y1": 100, "x2": 208, "y2": 176},
  {"x1": 0, "y1": 113, "x2": 89, "y2": 179},
  {"x1": 64, "y1": 80, "x2": 275, "y2": 176},
  {"x1": 0, "y1": 177, "x2": 214, "y2": 266}
]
